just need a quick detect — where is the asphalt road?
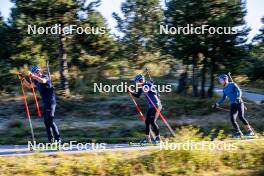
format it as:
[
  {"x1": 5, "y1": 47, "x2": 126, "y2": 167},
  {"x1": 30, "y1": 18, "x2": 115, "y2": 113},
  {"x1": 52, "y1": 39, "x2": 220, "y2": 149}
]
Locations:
[
  {"x1": 0, "y1": 143, "x2": 159, "y2": 156},
  {"x1": 1, "y1": 138, "x2": 263, "y2": 157}
]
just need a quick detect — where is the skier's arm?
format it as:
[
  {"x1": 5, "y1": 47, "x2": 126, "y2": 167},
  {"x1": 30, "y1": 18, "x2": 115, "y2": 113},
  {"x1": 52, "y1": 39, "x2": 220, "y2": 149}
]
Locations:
[
  {"x1": 30, "y1": 73, "x2": 48, "y2": 84},
  {"x1": 144, "y1": 83, "x2": 160, "y2": 104},
  {"x1": 217, "y1": 91, "x2": 227, "y2": 105},
  {"x1": 129, "y1": 88, "x2": 142, "y2": 98},
  {"x1": 151, "y1": 86, "x2": 161, "y2": 104},
  {"x1": 234, "y1": 83, "x2": 242, "y2": 99},
  {"x1": 22, "y1": 79, "x2": 36, "y2": 89}
]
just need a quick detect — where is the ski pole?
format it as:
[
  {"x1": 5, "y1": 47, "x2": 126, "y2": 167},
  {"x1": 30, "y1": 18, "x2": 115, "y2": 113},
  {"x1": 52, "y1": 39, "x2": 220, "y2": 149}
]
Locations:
[
  {"x1": 29, "y1": 76, "x2": 42, "y2": 117},
  {"x1": 228, "y1": 72, "x2": 248, "y2": 110},
  {"x1": 216, "y1": 107, "x2": 230, "y2": 112},
  {"x1": 18, "y1": 75, "x2": 35, "y2": 142},
  {"x1": 144, "y1": 93, "x2": 175, "y2": 136},
  {"x1": 128, "y1": 90, "x2": 155, "y2": 138},
  {"x1": 128, "y1": 91, "x2": 145, "y2": 121}
]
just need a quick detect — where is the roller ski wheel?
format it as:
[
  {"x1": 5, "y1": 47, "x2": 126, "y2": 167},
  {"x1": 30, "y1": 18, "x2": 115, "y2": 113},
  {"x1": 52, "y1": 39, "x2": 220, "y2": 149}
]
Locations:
[
  {"x1": 128, "y1": 142, "x2": 144, "y2": 146},
  {"x1": 129, "y1": 137, "x2": 152, "y2": 146}
]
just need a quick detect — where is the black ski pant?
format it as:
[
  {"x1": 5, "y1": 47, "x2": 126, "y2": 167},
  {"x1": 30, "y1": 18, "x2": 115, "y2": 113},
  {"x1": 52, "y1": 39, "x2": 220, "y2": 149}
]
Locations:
[
  {"x1": 145, "y1": 105, "x2": 161, "y2": 136},
  {"x1": 43, "y1": 104, "x2": 60, "y2": 142},
  {"x1": 230, "y1": 102, "x2": 249, "y2": 132}
]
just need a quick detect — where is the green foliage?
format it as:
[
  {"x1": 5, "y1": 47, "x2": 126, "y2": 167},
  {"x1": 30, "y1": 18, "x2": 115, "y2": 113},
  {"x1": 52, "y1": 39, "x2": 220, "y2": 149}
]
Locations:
[
  {"x1": 170, "y1": 126, "x2": 209, "y2": 142},
  {"x1": 245, "y1": 48, "x2": 264, "y2": 80},
  {"x1": 113, "y1": 0, "x2": 164, "y2": 62},
  {"x1": 7, "y1": 119, "x2": 23, "y2": 128},
  {"x1": 0, "y1": 0, "x2": 262, "y2": 94},
  {"x1": 164, "y1": 0, "x2": 250, "y2": 97},
  {"x1": 0, "y1": 14, "x2": 16, "y2": 91},
  {"x1": 1, "y1": 134, "x2": 264, "y2": 175},
  {"x1": 2, "y1": 0, "x2": 119, "y2": 94},
  {"x1": 245, "y1": 17, "x2": 264, "y2": 81}
]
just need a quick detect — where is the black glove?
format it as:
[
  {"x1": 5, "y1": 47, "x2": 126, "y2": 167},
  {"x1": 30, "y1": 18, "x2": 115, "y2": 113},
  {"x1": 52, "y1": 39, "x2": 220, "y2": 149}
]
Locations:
[
  {"x1": 212, "y1": 103, "x2": 219, "y2": 109},
  {"x1": 18, "y1": 73, "x2": 25, "y2": 81}
]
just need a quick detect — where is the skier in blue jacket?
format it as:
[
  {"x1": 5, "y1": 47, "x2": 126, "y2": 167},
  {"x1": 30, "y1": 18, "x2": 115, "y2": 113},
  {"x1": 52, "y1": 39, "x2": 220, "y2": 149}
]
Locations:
[
  {"x1": 128, "y1": 74, "x2": 161, "y2": 144},
  {"x1": 213, "y1": 74, "x2": 255, "y2": 138},
  {"x1": 22, "y1": 66, "x2": 61, "y2": 143}
]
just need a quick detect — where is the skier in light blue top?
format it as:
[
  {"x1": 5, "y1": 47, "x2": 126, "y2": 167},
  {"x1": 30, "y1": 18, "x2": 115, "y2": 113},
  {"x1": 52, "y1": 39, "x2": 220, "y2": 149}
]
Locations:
[{"x1": 213, "y1": 74, "x2": 255, "y2": 138}]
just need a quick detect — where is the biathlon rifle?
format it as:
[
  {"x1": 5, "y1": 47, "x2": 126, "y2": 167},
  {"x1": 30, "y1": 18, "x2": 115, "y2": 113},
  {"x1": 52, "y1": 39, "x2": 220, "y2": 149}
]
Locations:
[{"x1": 228, "y1": 72, "x2": 247, "y2": 110}]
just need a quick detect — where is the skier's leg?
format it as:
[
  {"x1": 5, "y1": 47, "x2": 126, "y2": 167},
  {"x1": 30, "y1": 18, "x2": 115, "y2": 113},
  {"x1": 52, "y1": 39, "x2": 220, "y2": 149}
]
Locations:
[
  {"x1": 48, "y1": 104, "x2": 61, "y2": 141},
  {"x1": 145, "y1": 108, "x2": 152, "y2": 137},
  {"x1": 238, "y1": 103, "x2": 254, "y2": 135},
  {"x1": 152, "y1": 105, "x2": 161, "y2": 137},
  {"x1": 43, "y1": 107, "x2": 53, "y2": 142},
  {"x1": 140, "y1": 108, "x2": 152, "y2": 143},
  {"x1": 230, "y1": 103, "x2": 243, "y2": 137}
]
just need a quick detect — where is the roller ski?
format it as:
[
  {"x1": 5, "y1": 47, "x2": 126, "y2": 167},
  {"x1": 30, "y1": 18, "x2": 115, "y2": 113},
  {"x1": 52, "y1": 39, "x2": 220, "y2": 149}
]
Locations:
[
  {"x1": 152, "y1": 136, "x2": 161, "y2": 145},
  {"x1": 243, "y1": 130, "x2": 258, "y2": 139},
  {"x1": 231, "y1": 129, "x2": 258, "y2": 140},
  {"x1": 231, "y1": 131, "x2": 244, "y2": 139},
  {"x1": 129, "y1": 136, "x2": 160, "y2": 146},
  {"x1": 139, "y1": 136, "x2": 154, "y2": 146},
  {"x1": 129, "y1": 136, "x2": 151, "y2": 146}
]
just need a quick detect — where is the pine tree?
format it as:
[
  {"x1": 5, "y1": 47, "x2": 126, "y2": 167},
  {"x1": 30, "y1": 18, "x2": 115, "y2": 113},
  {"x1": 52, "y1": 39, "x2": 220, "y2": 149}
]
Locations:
[
  {"x1": 164, "y1": 0, "x2": 211, "y2": 96},
  {"x1": 73, "y1": 2, "x2": 117, "y2": 66},
  {"x1": 10, "y1": 0, "x2": 86, "y2": 96},
  {"x1": 246, "y1": 16, "x2": 264, "y2": 80},
  {"x1": 113, "y1": 0, "x2": 163, "y2": 64},
  {"x1": 0, "y1": 13, "x2": 14, "y2": 90},
  {"x1": 206, "y1": 0, "x2": 249, "y2": 97},
  {"x1": 164, "y1": 0, "x2": 249, "y2": 97},
  {"x1": 253, "y1": 17, "x2": 264, "y2": 44}
]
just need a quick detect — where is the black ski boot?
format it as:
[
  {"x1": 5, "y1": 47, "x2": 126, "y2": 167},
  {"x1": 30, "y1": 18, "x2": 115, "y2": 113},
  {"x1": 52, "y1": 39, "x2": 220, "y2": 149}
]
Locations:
[
  {"x1": 233, "y1": 131, "x2": 243, "y2": 138},
  {"x1": 244, "y1": 131, "x2": 255, "y2": 136},
  {"x1": 140, "y1": 136, "x2": 151, "y2": 145},
  {"x1": 152, "y1": 136, "x2": 161, "y2": 144},
  {"x1": 245, "y1": 125, "x2": 255, "y2": 137}
]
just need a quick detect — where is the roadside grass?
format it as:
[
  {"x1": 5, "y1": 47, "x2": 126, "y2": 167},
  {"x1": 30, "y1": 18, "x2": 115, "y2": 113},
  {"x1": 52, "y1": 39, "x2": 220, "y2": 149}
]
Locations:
[{"x1": 1, "y1": 127, "x2": 264, "y2": 175}]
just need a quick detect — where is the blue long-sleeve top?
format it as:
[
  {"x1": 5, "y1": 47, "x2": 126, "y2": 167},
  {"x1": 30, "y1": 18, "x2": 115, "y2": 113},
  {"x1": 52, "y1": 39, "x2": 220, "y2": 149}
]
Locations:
[
  {"x1": 131, "y1": 81, "x2": 160, "y2": 108},
  {"x1": 217, "y1": 82, "x2": 242, "y2": 105},
  {"x1": 33, "y1": 73, "x2": 56, "y2": 106}
]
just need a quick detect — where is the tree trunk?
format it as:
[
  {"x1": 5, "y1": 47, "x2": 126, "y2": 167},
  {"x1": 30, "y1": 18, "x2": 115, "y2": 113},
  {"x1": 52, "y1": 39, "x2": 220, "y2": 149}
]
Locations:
[
  {"x1": 192, "y1": 56, "x2": 198, "y2": 97},
  {"x1": 59, "y1": 33, "x2": 70, "y2": 97},
  {"x1": 200, "y1": 57, "x2": 207, "y2": 98},
  {"x1": 208, "y1": 57, "x2": 216, "y2": 98},
  {"x1": 177, "y1": 71, "x2": 188, "y2": 95}
]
